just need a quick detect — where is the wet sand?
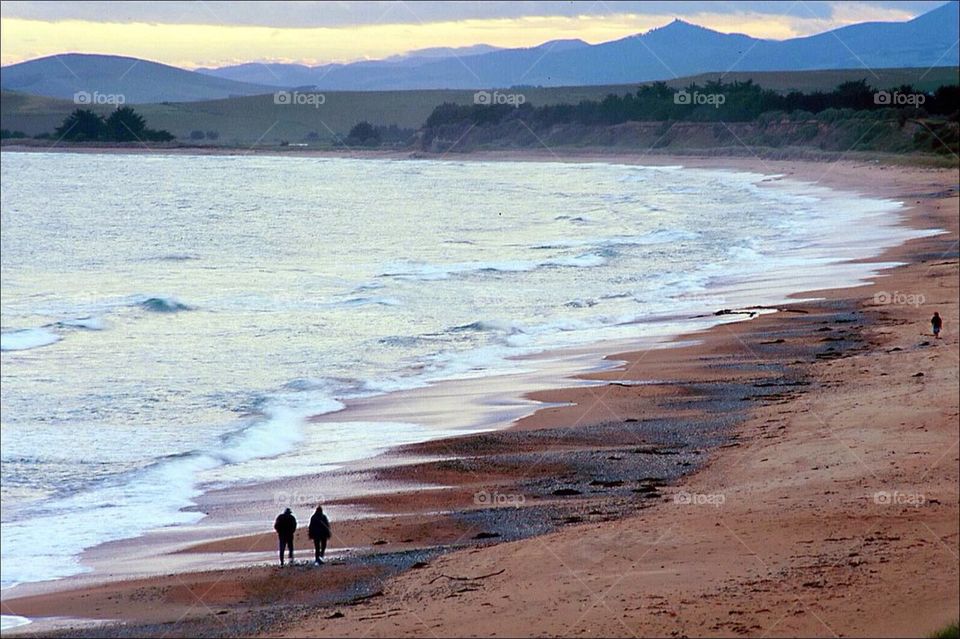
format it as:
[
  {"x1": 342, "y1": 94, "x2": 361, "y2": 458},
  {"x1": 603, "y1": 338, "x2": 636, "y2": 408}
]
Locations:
[{"x1": 2, "y1": 155, "x2": 957, "y2": 637}]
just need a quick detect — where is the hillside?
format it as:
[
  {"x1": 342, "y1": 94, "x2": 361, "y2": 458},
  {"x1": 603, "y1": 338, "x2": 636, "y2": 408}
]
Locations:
[
  {"x1": 2, "y1": 67, "x2": 956, "y2": 144},
  {"x1": 0, "y1": 53, "x2": 277, "y2": 103}
]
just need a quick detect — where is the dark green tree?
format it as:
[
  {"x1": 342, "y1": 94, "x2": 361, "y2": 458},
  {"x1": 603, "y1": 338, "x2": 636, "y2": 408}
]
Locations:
[
  {"x1": 345, "y1": 121, "x2": 381, "y2": 147},
  {"x1": 55, "y1": 109, "x2": 106, "y2": 141},
  {"x1": 105, "y1": 106, "x2": 147, "y2": 142},
  {"x1": 142, "y1": 128, "x2": 175, "y2": 142}
]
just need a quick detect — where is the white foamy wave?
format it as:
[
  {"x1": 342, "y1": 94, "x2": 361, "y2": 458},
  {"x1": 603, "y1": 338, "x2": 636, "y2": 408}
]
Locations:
[
  {"x1": 451, "y1": 319, "x2": 527, "y2": 334},
  {"x1": 726, "y1": 241, "x2": 764, "y2": 262},
  {"x1": 1, "y1": 328, "x2": 61, "y2": 352},
  {"x1": 359, "y1": 376, "x2": 430, "y2": 394},
  {"x1": 380, "y1": 253, "x2": 605, "y2": 281},
  {"x1": 420, "y1": 343, "x2": 534, "y2": 382},
  {"x1": 549, "y1": 253, "x2": 606, "y2": 268},
  {"x1": 218, "y1": 398, "x2": 342, "y2": 465},
  {"x1": 281, "y1": 375, "x2": 420, "y2": 402},
  {"x1": 336, "y1": 296, "x2": 401, "y2": 307},
  {"x1": 554, "y1": 214, "x2": 594, "y2": 223},
  {"x1": 0, "y1": 451, "x2": 217, "y2": 587},
  {"x1": 0, "y1": 615, "x2": 31, "y2": 631},
  {"x1": 533, "y1": 229, "x2": 698, "y2": 251},
  {"x1": 0, "y1": 391, "x2": 344, "y2": 588}
]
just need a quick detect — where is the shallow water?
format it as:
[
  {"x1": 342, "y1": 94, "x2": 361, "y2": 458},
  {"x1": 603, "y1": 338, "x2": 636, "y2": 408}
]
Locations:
[{"x1": 0, "y1": 152, "x2": 935, "y2": 594}]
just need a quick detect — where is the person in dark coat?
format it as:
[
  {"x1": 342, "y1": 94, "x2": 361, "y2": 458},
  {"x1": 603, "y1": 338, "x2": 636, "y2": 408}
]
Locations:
[
  {"x1": 274, "y1": 508, "x2": 297, "y2": 566},
  {"x1": 308, "y1": 505, "x2": 332, "y2": 565},
  {"x1": 932, "y1": 312, "x2": 943, "y2": 338}
]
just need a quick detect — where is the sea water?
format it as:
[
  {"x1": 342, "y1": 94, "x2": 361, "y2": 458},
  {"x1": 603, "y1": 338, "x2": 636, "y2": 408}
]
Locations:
[{"x1": 0, "y1": 153, "x2": 937, "y2": 606}]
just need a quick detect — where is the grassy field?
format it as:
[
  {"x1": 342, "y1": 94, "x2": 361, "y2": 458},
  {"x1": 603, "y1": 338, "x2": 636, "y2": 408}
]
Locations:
[{"x1": 3, "y1": 67, "x2": 957, "y2": 144}]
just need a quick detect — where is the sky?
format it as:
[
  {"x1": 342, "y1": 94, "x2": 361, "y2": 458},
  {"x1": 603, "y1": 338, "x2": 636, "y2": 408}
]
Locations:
[{"x1": 0, "y1": 1, "x2": 951, "y2": 69}]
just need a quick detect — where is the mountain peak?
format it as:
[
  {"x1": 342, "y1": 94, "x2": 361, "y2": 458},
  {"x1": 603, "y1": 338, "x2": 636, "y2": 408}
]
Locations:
[
  {"x1": 534, "y1": 38, "x2": 590, "y2": 52},
  {"x1": 636, "y1": 17, "x2": 718, "y2": 40},
  {"x1": 663, "y1": 18, "x2": 710, "y2": 32}
]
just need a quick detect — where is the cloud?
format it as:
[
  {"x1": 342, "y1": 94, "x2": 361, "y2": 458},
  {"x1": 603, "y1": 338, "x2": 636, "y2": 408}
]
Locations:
[{"x1": 0, "y1": 0, "x2": 946, "y2": 28}]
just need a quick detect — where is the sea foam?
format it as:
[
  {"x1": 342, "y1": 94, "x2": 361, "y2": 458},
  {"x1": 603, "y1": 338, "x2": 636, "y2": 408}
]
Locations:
[{"x1": 0, "y1": 328, "x2": 61, "y2": 352}]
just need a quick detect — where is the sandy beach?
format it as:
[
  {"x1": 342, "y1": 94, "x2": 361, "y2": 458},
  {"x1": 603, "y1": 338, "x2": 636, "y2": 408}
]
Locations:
[{"x1": 1, "y1": 152, "x2": 957, "y2": 638}]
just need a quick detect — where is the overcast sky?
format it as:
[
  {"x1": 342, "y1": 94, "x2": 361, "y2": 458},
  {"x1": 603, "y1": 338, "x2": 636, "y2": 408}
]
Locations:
[{"x1": 1, "y1": 1, "x2": 951, "y2": 68}]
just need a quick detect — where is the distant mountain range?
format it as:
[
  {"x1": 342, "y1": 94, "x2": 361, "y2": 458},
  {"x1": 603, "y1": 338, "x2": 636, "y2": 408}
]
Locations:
[
  {"x1": 200, "y1": 2, "x2": 959, "y2": 90},
  {"x1": 2, "y1": 2, "x2": 957, "y2": 103}
]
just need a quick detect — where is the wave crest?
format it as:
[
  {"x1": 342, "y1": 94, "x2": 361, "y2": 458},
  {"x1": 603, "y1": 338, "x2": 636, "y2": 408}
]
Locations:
[{"x1": 138, "y1": 297, "x2": 193, "y2": 313}]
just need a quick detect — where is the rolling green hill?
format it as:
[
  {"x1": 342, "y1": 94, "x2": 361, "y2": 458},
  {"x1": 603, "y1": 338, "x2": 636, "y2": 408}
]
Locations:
[{"x1": 3, "y1": 67, "x2": 957, "y2": 145}]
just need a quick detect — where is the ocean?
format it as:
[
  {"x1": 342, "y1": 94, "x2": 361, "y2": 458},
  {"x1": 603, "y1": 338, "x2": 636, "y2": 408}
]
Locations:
[{"x1": 0, "y1": 152, "x2": 934, "y2": 623}]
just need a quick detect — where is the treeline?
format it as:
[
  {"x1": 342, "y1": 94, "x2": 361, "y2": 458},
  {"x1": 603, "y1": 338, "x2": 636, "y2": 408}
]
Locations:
[
  {"x1": 425, "y1": 79, "x2": 960, "y2": 128},
  {"x1": 52, "y1": 107, "x2": 174, "y2": 142},
  {"x1": 332, "y1": 121, "x2": 416, "y2": 147}
]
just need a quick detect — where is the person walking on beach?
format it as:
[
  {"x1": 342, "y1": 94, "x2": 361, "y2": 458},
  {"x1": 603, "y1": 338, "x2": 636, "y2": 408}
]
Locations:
[
  {"x1": 308, "y1": 505, "x2": 332, "y2": 565},
  {"x1": 274, "y1": 507, "x2": 297, "y2": 566},
  {"x1": 932, "y1": 312, "x2": 943, "y2": 338}
]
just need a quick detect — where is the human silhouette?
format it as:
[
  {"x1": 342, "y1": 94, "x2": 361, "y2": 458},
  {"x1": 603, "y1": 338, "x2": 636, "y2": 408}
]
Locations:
[
  {"x1": 274, "y1": 508, "x2": 297, "y2": 566},
  {"x1": 308, "y1": 505, "x2": 332, "y2": 565},
  {"x1": 932, "y1": 312, "x2": 943, "y2": 338}
]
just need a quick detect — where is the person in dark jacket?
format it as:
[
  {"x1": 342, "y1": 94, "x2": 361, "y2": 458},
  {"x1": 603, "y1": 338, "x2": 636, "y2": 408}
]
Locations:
[
  {"x1": 274, "y1": 508, "x2": 297, "y2": 566},
  {"x1": 932, "y1": 312, "x2": 943, "y2": 338},
  {"x1": 308, "y1": 505, "x2": 332, "y2": 565}
]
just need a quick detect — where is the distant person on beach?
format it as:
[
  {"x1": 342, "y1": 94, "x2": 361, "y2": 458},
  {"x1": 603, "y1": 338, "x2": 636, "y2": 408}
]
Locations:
[
  {"x1": 308, "y1": 505, "x2": 332, "y2": 565},
  {"x1": 932, "y1": 312, "x2": 943, "y2": 338},
  {"x1": 274, "y1": 507, "x2": 297, "y2": 566}
]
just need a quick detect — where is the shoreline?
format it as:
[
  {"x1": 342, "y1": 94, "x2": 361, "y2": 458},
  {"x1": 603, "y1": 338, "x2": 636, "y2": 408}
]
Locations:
[
  {"x1": 1, "y1": 154, "x2": 957, "y2": 637},
  {"x1": 2, "y1": 141, "x2": 958, "y2": 168}
]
